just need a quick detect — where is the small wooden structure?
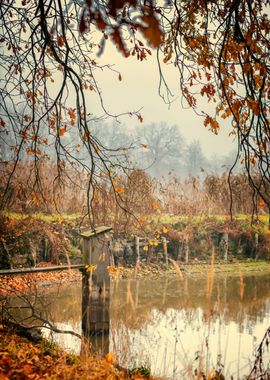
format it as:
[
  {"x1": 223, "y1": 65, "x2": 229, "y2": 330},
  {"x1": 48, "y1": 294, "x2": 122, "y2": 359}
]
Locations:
[
  {"x1": 80, "y1": 226, "x2": 112, "y2": 352},
  {"x1": 80, "y1": 226, "x2": 113, "y2": 286}
]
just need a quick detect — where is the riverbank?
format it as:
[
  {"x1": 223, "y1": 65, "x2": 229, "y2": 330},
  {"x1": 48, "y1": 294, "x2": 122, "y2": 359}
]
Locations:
[
  {"x1": 1, "y1": 261, "x2": 269, "y2": 296},
  {"x1": 116, "y1": 260, "x2": 270, "y2": 280},
  {"x1": 0, "y1": 264, "x2": 81, "y2": 296},
  {"x1": 0, "y1": 326, "x2": 160, "y2": 380}
]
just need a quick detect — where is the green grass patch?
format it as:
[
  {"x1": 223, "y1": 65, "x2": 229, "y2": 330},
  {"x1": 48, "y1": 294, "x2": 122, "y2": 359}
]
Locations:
[
  {"x1": 151, "y1": 213, "x2": 269, "y2": 231},
  {"x1": 1, "y1": 211, "x2": 81, "y2": 223}
]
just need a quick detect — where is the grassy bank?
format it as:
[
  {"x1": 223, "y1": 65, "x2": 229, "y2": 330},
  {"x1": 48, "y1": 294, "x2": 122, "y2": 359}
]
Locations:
[{"x1": 117, "y1": 260, "x2": 270, "y2": 280}]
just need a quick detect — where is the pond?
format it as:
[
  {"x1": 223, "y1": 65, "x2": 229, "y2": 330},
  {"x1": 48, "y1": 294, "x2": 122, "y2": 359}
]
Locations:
[{"x1": 8, "y1": 272, "x2": 270, "y2": 379}]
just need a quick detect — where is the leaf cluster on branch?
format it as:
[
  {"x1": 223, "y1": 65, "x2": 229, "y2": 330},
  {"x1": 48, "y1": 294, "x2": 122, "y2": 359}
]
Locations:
[{"x1": 0, "y1": 0, "x2": 269, "y2": 220}]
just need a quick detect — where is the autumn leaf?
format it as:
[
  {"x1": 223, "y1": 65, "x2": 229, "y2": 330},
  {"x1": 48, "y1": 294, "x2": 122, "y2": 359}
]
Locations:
[
  {"x1": 247, "y1": 97, "x2": 260, "y2": 116},
  {"x1": 111, "y1": 28, "x2": 129, "y2": 57},
  {"x1": 23, "y1": 364, "x2": 33, "y2": 374},
  {"x1": 140, "y1": 13, "x2": 163, "y2": 48},
  {"x1": 31, "y1": 191, "x2": 39, "y2": 207},
  {"x1": 115, "y1": 186, "x2": 124, "y2": 194},
  {"x1": 68, "y1": 108, "x2": 76, "y2": 120},
  {"x1": 59, "y1": 125, "x2": 67, "y2": 136},
  {"x1": 200, "y1": 83, "x2": 216, "y2": 98},
  {"x1": 151, "y1": 201, "x2": 158, "y2": 210},
  {"x1": 57, "y1": 215, "x2": 63, "y2": 224},
  {"x1": 204, "y1": 116, "x2": 219, "y2": 133},
  {"x1": 23, "y1": 114, "x2": 31, "y2": 122},
  {"x1": 57, "y1": 35, "x2": 64, "y2": 47},
  {"x1": 259, "y1": 198, "x2": 265, "y2": 207},
  {"x1": 94, "y1": 11, "x2": 107, "y2": 31},
  {"x1": 86, "y1": 264, "x2": 97, "y2": 272},
  {"x1": 79, "y1": 8, "x2": 89, "y2": 34},
  {"x1": 83, "y1": 132, "x2": 90, "y2": 141},
  {"x1": 163, "y1": 48, "x2": 172, "y2": 63},
  {"x1": 99, "y1": 253, "x2": 105, "y2": 261},
  {"x1": 105, "y1": 352, "x2": 115, "y2": 364}
]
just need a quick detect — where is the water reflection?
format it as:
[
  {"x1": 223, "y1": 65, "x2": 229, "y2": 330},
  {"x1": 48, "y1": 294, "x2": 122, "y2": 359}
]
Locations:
[
  {"x1": 7, "y1": 273, "x2": 270, "y2": 379},
  {"x1": 109, "y1": 274, "x2": 270, "y2": 379}
]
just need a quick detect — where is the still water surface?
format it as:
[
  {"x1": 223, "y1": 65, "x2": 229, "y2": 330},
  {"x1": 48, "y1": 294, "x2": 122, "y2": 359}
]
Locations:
[{"x1": 39, "y1": 273, "x2": 270, "y2": 379}]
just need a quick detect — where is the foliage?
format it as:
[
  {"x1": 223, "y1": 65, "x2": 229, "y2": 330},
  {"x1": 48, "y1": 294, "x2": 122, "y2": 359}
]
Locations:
[
  {"x1": 0, "y1": 327, "x2": 158, "y2": 379},
  {"x1": 129, "y1": 364, "x2": 151, "y2": 379},
  {"x1": 0, "y1": 268, "x2": 81, "y2": 296},
  {"x1": 0, "y1": 213, "x2": 81, "y2": 268},
  {"x1": 0, "y1": 0, "x2": 270, "y2": 217},
  {"x1": 158, "y1": 172, "x2": 269, "y2": 218}
]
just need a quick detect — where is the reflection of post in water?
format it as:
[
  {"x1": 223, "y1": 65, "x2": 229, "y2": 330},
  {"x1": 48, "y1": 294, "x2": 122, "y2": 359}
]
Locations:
[{"x1": 80, "y1": 226, "x2": 112, "y2": 355}]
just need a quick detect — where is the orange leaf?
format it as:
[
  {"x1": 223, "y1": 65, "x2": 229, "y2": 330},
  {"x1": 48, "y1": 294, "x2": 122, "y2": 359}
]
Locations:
[
  {"x1": 111, "y1": 28, "x2": 129, "y2": 57},
  {"x1": 79, "y1": 9, "x2": 89, "y2": 34},
  {"x1": 204, "y1": 116, "x2": 219, "y2": 133},
  {"x1": 105, "y1": 352, "x2": 115, "y2": 364},
  {"x1": 115, "y1": 186, "x2": 124, "y2": 194},
  {"x1": 247, "y1": 97, "x2": 260, "y2": 116},
  {"x1": 151, "y1": 201, "x2": 158, "y2": 210},
  {"x1": 68, "y1": 108, "x2": 76, "y2": 120},
  {"x1": 23, "y1": 114, "x2": 32, "y2": 122},
  {"x1": 259, "y1": 198, "x2": 265, "y2": 207},
  {"x1": 83, "y1": 132, "x2": 90, "y2": 141},
  {"x1": 140, "y1": 13, "x2": 163, "y2": 48},
  {"x1": 59, "y1": 125, "x2": 67, "y2": 136},
  {"x1": 23, "y1": 364, "x2": 33, "y2": 374},
  {"x1": 57, "y1": 35, "x2": 64, "y2": 47}
]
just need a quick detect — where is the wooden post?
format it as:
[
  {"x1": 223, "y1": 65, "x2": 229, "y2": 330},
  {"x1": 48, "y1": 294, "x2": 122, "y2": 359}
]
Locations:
[
  {"x1": 135, "y1": 236, "x2": 140, "y2": 266},
  {"x1": 81, "y1": 268, "x2": 90, "y2": 338},
  {"x1": 162, "y1": 237, "x2": 169, "y2": 267},
  {"x1": 176, "y1": 241, "x2": 182, "y2": 261},
  {"x1": 147, "y1": 244, "x2": 152, "y2": 264},
  {"x1": 185, "y1": 239, "x2": 189, "y2": 264},
  {"x1": 80, "y1": 227, "x2": 112, "y2": 355},
  {"x1": 254, "y1": 232, "x2": 259, "y2": 260},
  {"x1": 222, "y1": 232, "x2": 229, "y2": 262}
]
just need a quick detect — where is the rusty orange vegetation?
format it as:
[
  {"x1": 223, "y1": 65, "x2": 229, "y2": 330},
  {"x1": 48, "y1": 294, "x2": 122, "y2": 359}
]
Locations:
[
  {"x1": 0, "y1": 267, "x2": 81, "y2": 297},
  {"x1": 0, "y1": 327, "x2": 159, "y2": 380}
]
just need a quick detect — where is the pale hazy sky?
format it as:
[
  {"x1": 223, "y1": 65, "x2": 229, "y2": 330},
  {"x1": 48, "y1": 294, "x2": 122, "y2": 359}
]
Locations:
[{"x1": 91, "y1": 42, "x2": 237, "y2": 159}]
